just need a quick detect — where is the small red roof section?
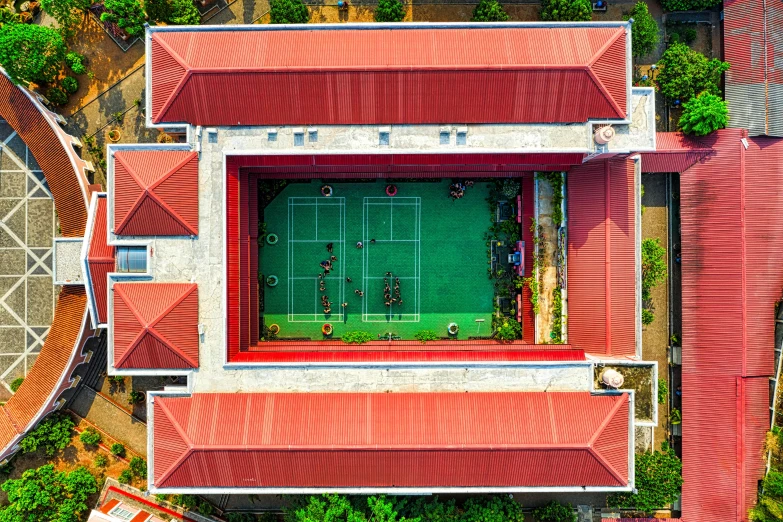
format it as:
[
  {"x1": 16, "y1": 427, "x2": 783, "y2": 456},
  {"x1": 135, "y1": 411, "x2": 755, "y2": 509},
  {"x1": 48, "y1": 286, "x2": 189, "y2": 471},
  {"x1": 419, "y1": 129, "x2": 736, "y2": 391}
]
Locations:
[
  {"x1": 640, "y1": 132, "x2": 713, "y2": 173},
  {"x1": 150, "y1": 25, "x2": 629, "y2": 126},
  {"x1": 87, "y1": 196, "x2": 114, "y2": 326},
  {"x1": 113, "y1": 283, "x2": 198, "y2": 369},
  {"x1": 152, "y1": 392, "x2": 629, "y2": 489},
  {"x1": 113, "y1": 150, "x2": 198, "y2": 236}
]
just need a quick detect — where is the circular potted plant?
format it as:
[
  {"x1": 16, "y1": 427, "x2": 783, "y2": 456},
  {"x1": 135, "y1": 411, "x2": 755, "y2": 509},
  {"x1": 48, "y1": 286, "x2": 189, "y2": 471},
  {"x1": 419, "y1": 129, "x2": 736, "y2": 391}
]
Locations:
[
  {"x1": 386, "y1": 184, "x2": 398, "y2": 197},
  {"x1": 107, "y1": 128, "x2": 121, "y2": 142},
  {"x1": 322, "y1": 323, "x2": 333, "y2": 336},
  {"x1": 266, "y1": 233, "x2": 279, "y2": 245},
  {"x1": 266, "y1": 275, "x2": 279, "y2": 287},
  {"x1": 268, "y1": 324, "x2": 280, "y2": 335},
  {"x1": 447, "y1": 323, "x2": 459, "y2": 336},
  {"x1": 321, "y1": 185, "x2": 333, "y2": 197}
]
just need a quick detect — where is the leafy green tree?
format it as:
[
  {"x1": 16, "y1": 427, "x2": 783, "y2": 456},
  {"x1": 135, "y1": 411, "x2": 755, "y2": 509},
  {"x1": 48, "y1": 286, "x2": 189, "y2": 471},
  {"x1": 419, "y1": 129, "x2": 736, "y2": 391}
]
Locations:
[
  {"x1": 144, "y1": 0, "x2": 169, "y2": 22},
  {"x1": 94, "y1": 454, "x2": 108, "y2": 467},
  {"x1": 496, "y1": 318, "x2": 522, "y2": 341},
  {"x1": 129, "y1": 456, "x2": 147, "y2": 479},
  {"x1": 608, "y1": 442, "x2": 683, "y2": 512},
  {"x1": 47, "y1": 86, "x2": 68, "y2": 105},
  {"x1": 101, "y1": 0, "x2": 146, "y2": 37},
  {"x1": 626, "y1": 1, "x2": 658, "y2": 58},
  {"x1": 66, "y1": 52, "x2": 86, "y2": 74},
  {"x1": 375, "y1": 0, "x2": 405, "y2": 22},
  {"x1": 661, "y1": 0, "x2": 719, "y2": 12},
  {"x1": 532, "y1": 501, "x2": 576, "y2": 522},
  {"x1": 168, "y1": 0, "x2": 200, "y2": 25},
  {"x1": 540, "y1": 0, "x2": 591, "y2": 21},
  {"x1": 471, "y1": 0, "x2": 509, "y2": 21},
  {"x1": 40, "y1": 0, "x2": 91, "y2": 38},
  {"x1": 117, "y1": 468, "x2": 133, "y2": 484},
  {"x1": 657, "y1": 42, "x2": 730, "y2": 102},
  {"x1": 641, "y1": 237, "x2": 666, "y2": 301},
  {"x1": 0, "y1": 24, "x2": 67, "y2": 85},
  {"x1": 9, "y1": 378, "x2": 23, "y2": 393},
  {"x1": 461, "y1": 496, "x2": 524, "y2": 522},
  {"x1": 18, "y1": 413, "x2": 74, "y2": 456},
  {"x1": 172, "y1": 494, "x2": 197, "y2": 510},
  {"x1": 0, "y1": 464, "x2": 97, "y2": 522},
  {"x1": 678, "y1": 92, "x2": 728, "y2": 136},
  {"x1": 269, "y1": 0, "x2": 309, "y2": 24},
  {"x1": 61, "y1": 76, "x2": 78, "y2": 94},
  {"x1": 110, "y1": 442, "x2": 126, "y2": 457}
]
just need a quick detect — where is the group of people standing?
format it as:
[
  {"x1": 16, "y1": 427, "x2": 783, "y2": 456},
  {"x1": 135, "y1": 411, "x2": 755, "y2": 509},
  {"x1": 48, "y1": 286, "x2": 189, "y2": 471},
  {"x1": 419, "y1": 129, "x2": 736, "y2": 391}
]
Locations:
[
  {"x1": 383, "y1": 273, "x2": 402, "y2": 307},
  {"x1": 449, "y1": 180, "x2": 474, "y2": 200}
]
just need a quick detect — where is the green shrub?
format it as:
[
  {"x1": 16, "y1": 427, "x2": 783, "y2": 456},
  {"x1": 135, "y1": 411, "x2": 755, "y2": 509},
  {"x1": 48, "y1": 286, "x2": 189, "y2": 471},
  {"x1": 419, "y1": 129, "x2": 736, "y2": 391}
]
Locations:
[
  {"x1": 109, "y1": 375, "x2": 125, "y2": 383},
  {"x1": 642, "y1": 238, "x2": 667, "y2": 301},
  {"x1": 658, "y1": 378, "x2": 668, "y2": 404},
  {"x1": 375, "y1": 0, "x2": 404, "y2": 21},
  {"x1": 173, "y1": 494, "x2": 198, "y2": 510},
  {"x1": 66, "y1": 52, "x2": 86, "y2": 74},
  {"x1": 168, "y1": 0, "x2": 200, "y2": 24},
  {"x1": 414, "y1": 330, "x2": 440, "y2": 344},
  {"x1": 269, "y1": 0, "x2": 309, "y2": 23},
  {"x1": 540, "y1": 0, "x2": 591, "y2": 21},
  {"x1": 461, "y1": 496, "x2": 525, "y2": 521},
  {"x1": 128, "y1": 390, "x2": 145, "y2": 404},
  {"x1": 46, "y1": 86, "x2": 68, "y2": 106},
  {"x1": 110, "y1": 442, "x2": 126, "y2": 457},
  {"x1": 764, "y1": 471, "x2": 783, "y2": 498},
  {"x1": 226, "y1": 514, "x2": 255, "y2": 522},
  {"x1": 500, "y1": 178, "x2": 520, "y2": 199},
  {"x1": 626, "y1": 2, "x2": 659, "y2": 58},
  {"x1": 657, "y1": 43, "x2": 729, "y2": 102},
  {"x1": 341, "y1": 331, "x2": 374, "y2": 344},
  {"x1": 94, "y1": 454, "x2": 108, "y2": 467},
  {"x1": 678, "y1": 92, "x2": 728, "y2": 136},
  {"x1": 101, "y1": 0, "x2": 146, "y2": 36},
  {"x1": 79, "y1": 428, "x2": 102, "y2": 446},
  {"x1": 471, "y1": 0, "x2": 509, "y2": 21},
  {"x1": 198, "y1": 501, "x2": 215, "y2": 516},
  {"x1": 61, "y1": 76, "x2": 78, "y2": 94},
  {"x1": 662, "y1": 0, "x2": 719, "y2": 12},
  {"x1": 117, "y1": 468, "x2": 133, "y2": 484},
  {"x1": 642, "y1": 308, "x2": 655, "y2": 325},
  {"x1": 532, "y1": 500, "x2": 576, "y2": 522},
  {"x1": 608, "y1": 442, "x2": 683, "y2": 511},
  {"x1": 129, "y1": 456, "x2": 147, "y2": 479},
  {"x1": 9, "y1": 377, "x2": 23, "y2": 392},
  {"x1": 19, "y1": 413, "x2": 74, "y2": 456},
  {"x1": 0, "y1": 6, "x2": 19, "y2": 27},
  {"x1": 496, "y1": 318, "x2": 522, "y2": 341}
]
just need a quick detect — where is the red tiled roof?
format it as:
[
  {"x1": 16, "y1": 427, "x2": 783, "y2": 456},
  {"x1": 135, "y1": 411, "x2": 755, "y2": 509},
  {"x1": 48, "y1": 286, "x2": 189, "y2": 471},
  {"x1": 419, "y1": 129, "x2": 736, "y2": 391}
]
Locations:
[
  {"x1": 675, "y1": 130, "x2": 783, "y2": 521},
  {"x1": 113, "y1": 151, "x2": 198, "y2": 237},
  {"x1": 566, "y1": 158, "x2": 636, "y2": 357},
  {"x1": 113, "y1": 283, "x2": 198, "y2": 369},
  {"x1": 152, "y1": 392, "x2": 629, "y2": 489},
  {"x1": 150, "y1": 25, "x2": 628, "y2": 126},
  {"x1": 86, "y1": 196, "x2": 114, "y2": 325},
  {"x1": 640, "y1": 132, "x2": 714, "y2": 173}
]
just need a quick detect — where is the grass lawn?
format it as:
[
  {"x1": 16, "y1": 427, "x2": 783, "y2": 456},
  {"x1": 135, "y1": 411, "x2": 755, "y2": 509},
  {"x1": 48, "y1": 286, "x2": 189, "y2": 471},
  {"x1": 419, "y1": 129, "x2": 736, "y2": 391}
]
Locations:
[{"x1": 260, "y1": 180, "x2": 495, "y2": 341}]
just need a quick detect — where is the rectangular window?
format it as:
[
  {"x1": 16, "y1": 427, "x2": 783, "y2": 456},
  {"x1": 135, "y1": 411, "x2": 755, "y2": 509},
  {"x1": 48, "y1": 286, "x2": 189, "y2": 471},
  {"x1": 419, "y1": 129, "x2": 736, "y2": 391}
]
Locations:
[
  {"x1": 109, "y1": 506, "x2": 136, "y2": 521},
  {"x1": 116, "y1": 246, "x2": 147, "y2": 273},
  {"x1": 439, "y1": 131, "x2": 450, "y2": 145}
]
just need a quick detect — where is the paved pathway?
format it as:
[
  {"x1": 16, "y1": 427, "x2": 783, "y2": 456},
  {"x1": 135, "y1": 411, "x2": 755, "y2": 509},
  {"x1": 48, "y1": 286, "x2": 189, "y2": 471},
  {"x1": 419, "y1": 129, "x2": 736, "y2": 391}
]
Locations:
[{"x1": 0, "y1": 120, "x2": 57, "y2": 398}]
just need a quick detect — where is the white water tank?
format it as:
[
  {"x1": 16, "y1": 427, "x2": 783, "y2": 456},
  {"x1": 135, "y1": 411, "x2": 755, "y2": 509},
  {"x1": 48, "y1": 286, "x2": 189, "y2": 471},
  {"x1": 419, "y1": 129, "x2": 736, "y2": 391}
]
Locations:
[
  {"x1": 601, "y1": 368, "x2": 624, "y2": 388},
  {"x1": 594, "y1": 125, "x2": 615, "y2": 145}
]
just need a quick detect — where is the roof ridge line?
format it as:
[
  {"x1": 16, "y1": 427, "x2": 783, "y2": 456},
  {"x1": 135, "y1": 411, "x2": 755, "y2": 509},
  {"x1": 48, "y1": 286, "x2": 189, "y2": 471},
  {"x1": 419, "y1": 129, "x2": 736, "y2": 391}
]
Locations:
[
  {"x1": 585, "y1": 67, "x2": 626, "y2": 121},
  {"x1": 587, "y1": 395, "x2": 628, "y2": 486},
  {"x1": 114, "y1": 284, "x2": 149, "y2": 327},
  {"x1": 588, "y1": 393, "x2": 627, "y2": 447},
  {"x1": 148, "y1": 152, "x2": 197, "y2": 191},
  {"x1": 588, "y1": 26, "x2": 625, "y2": 67},
  {"x1": 149, "y1": 326, "x2": 199, "y2": 368},
  {"x1": 150, "y1": 284, "x2": 197, "y2": 327},
  {"x1": 146, "y1": 193, "x2": 198, "y2": 236},
  {"x1": 115, "y1": 328, "x2": 195, "y2": 368},
  {"x1": 151, "y1": 35, "x2": 192, "y2": 124}
]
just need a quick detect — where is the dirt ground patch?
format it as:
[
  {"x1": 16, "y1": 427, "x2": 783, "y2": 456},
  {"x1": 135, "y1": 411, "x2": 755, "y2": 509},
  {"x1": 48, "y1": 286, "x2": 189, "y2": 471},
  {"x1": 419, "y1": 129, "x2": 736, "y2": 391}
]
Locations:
[{"x1": 595, "y1": 364, "x2": 654, "y2": 423}]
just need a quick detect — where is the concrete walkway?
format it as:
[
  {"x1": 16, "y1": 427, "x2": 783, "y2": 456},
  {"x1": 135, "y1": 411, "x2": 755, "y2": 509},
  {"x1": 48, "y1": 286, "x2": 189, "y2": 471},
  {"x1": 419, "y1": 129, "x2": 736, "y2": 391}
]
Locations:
[{"x1": 69, "y1": 387, "x2": 148, "y2": 456}]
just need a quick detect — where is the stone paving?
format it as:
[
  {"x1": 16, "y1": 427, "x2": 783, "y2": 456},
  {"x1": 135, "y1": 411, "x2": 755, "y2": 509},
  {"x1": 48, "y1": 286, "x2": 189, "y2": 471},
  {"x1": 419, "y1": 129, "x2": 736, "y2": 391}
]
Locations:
[{"x1": 0, "y1": 120, "x2": 57, "y2": 398}]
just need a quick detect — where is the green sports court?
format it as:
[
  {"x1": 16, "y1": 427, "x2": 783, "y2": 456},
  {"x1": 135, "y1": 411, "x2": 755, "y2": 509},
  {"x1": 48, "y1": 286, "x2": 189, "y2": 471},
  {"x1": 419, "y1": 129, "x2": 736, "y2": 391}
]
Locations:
[{"x1": 259, "y1": 180, "x2": 494, "y2": 340}]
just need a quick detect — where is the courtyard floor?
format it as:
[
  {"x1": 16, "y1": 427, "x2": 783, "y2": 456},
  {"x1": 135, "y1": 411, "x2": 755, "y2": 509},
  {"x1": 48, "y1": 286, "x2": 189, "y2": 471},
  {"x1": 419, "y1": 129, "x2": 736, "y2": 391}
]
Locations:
[{"x1": 260, "y1": 180, "x2": 495, "y2": 341}]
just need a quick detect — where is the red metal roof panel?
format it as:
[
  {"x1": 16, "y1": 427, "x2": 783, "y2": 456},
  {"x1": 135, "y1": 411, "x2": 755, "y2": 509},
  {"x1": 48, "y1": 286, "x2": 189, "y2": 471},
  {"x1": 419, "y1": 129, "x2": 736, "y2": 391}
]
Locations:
[
  {"x1": 150, "y1": 26, "x2": 628, "y2": 126},
  {"x1": 152, "y1": 392, "x2": 629, "y2": 488},
  {"x1": 86, "y1": 197, "x2": 114, "y2": 325},
  {"x1": 113, "y1": 151, "x2": 198, "y2": 237},
  {"x1": 113, "y1": 283, "x2": 198, "y2": 369}
]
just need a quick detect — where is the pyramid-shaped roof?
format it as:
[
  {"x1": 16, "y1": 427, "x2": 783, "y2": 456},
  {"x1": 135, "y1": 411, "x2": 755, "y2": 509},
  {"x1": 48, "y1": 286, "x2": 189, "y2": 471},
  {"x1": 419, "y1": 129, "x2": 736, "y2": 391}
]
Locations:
[
  {"x1": 152, "y1": 392, "x2": 629, "y2": 489},
  {"x1": 113, "y1": 283, "x2": 198, "y2": 369},
  {"x1": 113, "y1": 150, "x2": 198, "y2": 236},
  {"x1": 149, "y1": 25, "x2": 629, "y2": 126}
]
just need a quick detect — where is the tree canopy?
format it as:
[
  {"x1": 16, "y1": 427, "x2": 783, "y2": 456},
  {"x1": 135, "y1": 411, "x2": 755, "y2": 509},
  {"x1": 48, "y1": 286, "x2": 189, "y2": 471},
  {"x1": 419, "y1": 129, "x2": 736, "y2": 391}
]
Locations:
[
  {"x1": 540, "y1": 0, "x2": 591, "y2": 21},
  {"x1": 626, "y1": 1, "x2": 659, "y2": 58},
  {"x1": 40, "y1": 0, "x2": 91, "y2": 38},
  {"x1": 18, "y1": 414, "x2": 74, "y2": 456},
  {"x1": 608, "y1": 443, "x2": 683, "y2": 512},
  {"x1": 471, "y1": 0, "x2": 509, "y2": 21},
  {"x1": 678, "y1": 92, "x2": 728, "y2": 136},
  {"x1": 269, "y1": 0, "x2": 309, "y2": 24},
  {"x1": 657, "y1": 42, "x2": 730, "y2": 102},
  {"x1": 375, "y1": 0, "x2": 405, "y2": 22},
  {"x1": 0, "y1": 465, "x2": 97, "y2": 522},
  {"x1": 168, "y1": 0, "x2": 201, "y2": 24},
  {"x1": 0, "y1": 24, "x2": 67, "y2": 85},
  {"x1": 101, "y1": 0, "x2": 146, "y2": 37}
]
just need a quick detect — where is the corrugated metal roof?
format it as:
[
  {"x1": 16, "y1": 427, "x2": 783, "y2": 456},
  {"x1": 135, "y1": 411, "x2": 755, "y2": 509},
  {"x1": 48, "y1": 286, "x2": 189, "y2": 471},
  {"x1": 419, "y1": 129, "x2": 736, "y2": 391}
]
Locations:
[
  {"x1": 566, "y1": 158, "x2": 636, "y2": 357},
  {"x1": 150, "y1": 26, "x2": 628, "y2": 126},
  {"x1": 113, "y1": 151, "x2": 198, "y2": 236},
  {"x1": 87, "y1": 197, "x2": 114, "y2": 325},
  {"x1": 152, "y1": 392, "x2": 629, "y2": 488},
  {"x1": 724, "y1": 0, "x2": 783, "y2": 136},
  {"x1": 113, "y1": 283, "x2": 198, "y2": 369},
  {"x1": 640, "y1": 133, "x2": 714, "y2": 173},
  {"x1": 677, "y1": 129, "x2": 783, "y2": 521}
]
